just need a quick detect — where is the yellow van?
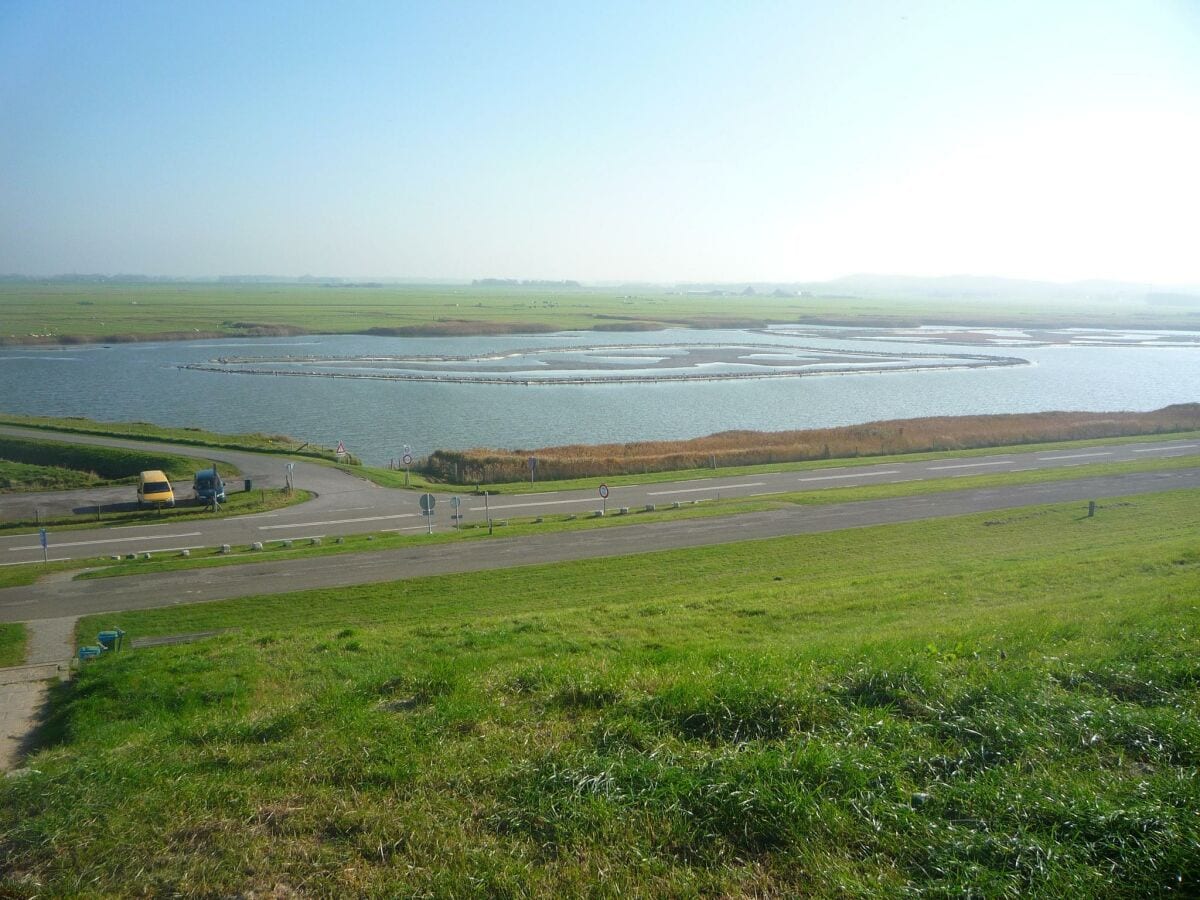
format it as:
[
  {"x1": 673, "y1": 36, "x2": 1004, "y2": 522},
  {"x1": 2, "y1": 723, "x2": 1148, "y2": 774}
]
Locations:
[{"x1": 137, "y1": 470, "x2": 175, "y2": 508}]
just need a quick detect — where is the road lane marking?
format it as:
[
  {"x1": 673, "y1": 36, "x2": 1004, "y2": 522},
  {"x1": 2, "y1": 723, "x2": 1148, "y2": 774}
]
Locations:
[
  {"x1": 1035, "y1": 452, "x2": 1112, "y2": 460},
  {"x1": 750, "y1": 490, "x2": 785, "y2": 496},
  {"x1": 0, "y1": 557, "x2": 73, "y2": 566},
  {"x1": 1132, "y1": 444, "x2": 1198, "y2": 453},
  {"x1": 926, "y1": 461, "x2": 1011, "y2": 470},
  {"x1": 470, "y1": 497, "x2": 595, "y2": 511},
  {"x1": 647, "y1": 482, "x2": 766, "y2": 496},
  {"x1": 7, "y1": 531, "x2": 202, "y2": 551},
  {"x1": 259, "y1": 514, "x2": 417, "y2": 529},
  {"x1": 797, "y1": 470, "x2": 900, "y2": 482}
]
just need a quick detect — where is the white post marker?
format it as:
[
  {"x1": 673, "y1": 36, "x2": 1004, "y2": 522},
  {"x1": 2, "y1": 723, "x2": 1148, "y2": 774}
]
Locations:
[
  {"x1": 528, "y1": 455, "x2": 537, "y2": 485},
  {"x1": 598, "y1": 482, "x2": 609, "y2": 515},
  {"x1": 419, "y1": 492, "x2": 436, "y2": 534},
  {"x1": 39, "y1": 527, "x2": 48, "y2": 564}
]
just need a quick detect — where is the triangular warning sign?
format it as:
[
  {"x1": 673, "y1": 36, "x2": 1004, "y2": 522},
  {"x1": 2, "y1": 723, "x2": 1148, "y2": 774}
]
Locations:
[{"x1": 336, "y1": 441, "x2": 346, "y2": 454}]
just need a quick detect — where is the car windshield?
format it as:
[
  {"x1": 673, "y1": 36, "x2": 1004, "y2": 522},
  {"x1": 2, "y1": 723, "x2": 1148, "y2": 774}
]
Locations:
[
  {"x1": 144, "y1": 481, "x2": 170, "y2": 493},
  {"x1": 196, "y1": 476, "x2": 214, "y2": 488}
]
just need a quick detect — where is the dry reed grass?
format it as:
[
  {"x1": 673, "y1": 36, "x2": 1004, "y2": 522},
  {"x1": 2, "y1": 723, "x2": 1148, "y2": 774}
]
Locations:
[{"x1": 424, "y1": 404, "x2": 1200, "y2": 483}]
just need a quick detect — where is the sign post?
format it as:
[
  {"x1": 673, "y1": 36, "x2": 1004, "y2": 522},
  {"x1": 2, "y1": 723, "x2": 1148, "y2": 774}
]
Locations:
[
  {"x1": 402, "y1": 445, "x2": 413, "y2": 487},
  {"x1": 598, "y1": 483, "x2": 609, "y2": 515},
  {"x1": 528, "y1": 455, "x2": 537, "y2": 486},
  {"x1": 419, "y1": 492, "x2": 436, "y2": 534},
  {"x1": 39, "y1": 528, "x2": 48, "y2": 564},
  {"x1": 284, "y1": 461, "x2": 295, "y2": 495},
  {"x1": 335, "y1": 440, "x2": 347, "y2": 461},
  {"x1": 450, "y1": 495, "x2": 461, "y2": 529}
]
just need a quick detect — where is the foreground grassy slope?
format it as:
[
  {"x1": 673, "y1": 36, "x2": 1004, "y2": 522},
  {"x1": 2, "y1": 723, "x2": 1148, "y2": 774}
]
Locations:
[{"x1": 3, "y1": 491, "x2": 1199, "y2": 895}]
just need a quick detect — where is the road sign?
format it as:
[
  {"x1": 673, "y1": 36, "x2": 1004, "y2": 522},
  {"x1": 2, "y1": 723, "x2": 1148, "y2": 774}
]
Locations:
[
  {"x1": 528, "y1": 456, "x2": 537, "y2": 471},
  {"x1": 598, "y1": 484, "x2": 609, "y2": 499},
  {"x1": 39, "y1": 528, "x2": 47, "y2": 549},
  {"x1": 402, "y1": 453, "x2": 413, "y2": 466},
  {"x1": 450, "y1": 496, "x2": 461, "y2": 509},
  {"x1": 419, "y1": 493, "x2": 436, "y2": 514},
  {"x1": 336, "y1": 440, "x2": 347, "y2": 455}
]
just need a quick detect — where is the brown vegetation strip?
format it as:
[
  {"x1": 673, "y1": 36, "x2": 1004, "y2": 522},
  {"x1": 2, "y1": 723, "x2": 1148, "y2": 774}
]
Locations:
[{"x1": 424, "y1": 404, "x2": 1200, "y2": 483}]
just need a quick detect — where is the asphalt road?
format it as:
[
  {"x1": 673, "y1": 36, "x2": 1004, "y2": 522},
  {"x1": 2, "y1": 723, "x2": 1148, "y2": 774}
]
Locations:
[
  {"x1": 2, "y1": 466, "x2": 1198, "y2": 621},
  {"x1": 2, "y1": 425, "x2": 1197, "y2": 566}
]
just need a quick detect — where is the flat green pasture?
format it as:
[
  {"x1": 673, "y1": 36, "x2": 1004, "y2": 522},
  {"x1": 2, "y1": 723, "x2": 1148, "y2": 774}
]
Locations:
[
  {"x1": 2, "y1": 489, "x2": 1198, "y2": 895},
  {"x1": 1, "y1": 282, "x2": 1195, "y2": 344}
]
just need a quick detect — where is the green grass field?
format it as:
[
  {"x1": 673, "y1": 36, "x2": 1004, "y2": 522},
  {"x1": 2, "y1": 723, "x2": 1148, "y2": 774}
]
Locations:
[
  {"x1": 1, "y1": 282, "x2": 1196, "y2": 345},
  {"x1": 2, "y1": 489, "x2": 1197, "y2": 895},
  {"x1": 0, "y1": 624, "x2": 25, "y2": 667}
]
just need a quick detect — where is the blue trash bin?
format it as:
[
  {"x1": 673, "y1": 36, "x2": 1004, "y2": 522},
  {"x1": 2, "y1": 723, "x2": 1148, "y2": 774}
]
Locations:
[
  {"x1": 98, "y1": 629, "x2": 124, "y2": 651},
  {"x1": 78, "y1": 646, "x2": 103, "y2": 661}
]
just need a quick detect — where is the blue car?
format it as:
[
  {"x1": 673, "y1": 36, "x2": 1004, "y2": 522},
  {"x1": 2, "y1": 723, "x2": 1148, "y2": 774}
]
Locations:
[{"x1": 192, "y1": 467, "x2": 226, "y2": 504}]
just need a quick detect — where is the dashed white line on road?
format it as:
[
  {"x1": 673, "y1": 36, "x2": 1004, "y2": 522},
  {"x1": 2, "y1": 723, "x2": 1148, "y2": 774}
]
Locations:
[
  {"x1": 648, "y1": 482, "x2": 766, "y2": 495},
  {"x1": 470, "y1": 497, "x2": 595, "y2": 511},
  {"x1": 1036, "y1": 452, "x2": 1112, "y2": 461},
  {"x1": 1132, "y1": 444, "x2": 1198, "y2": 453},
  {"x1": 927, "y1": 461, "x2": 1011, "y2": 470},
  {"x1": 797, "y1": 470, "x2": 900, "y2": 482},
  {"x1": 7, "y1": 531, "x2": 202, "y2": 551},
  {"x1": 0, "y1": 557, "x2": 73, "y2": 566},
  {"x1": 259, "y1": 514, "x2": 417, "y2": 529},
  {"x1": 750, "y1": 490, "x2": 786, "y2": 496}
]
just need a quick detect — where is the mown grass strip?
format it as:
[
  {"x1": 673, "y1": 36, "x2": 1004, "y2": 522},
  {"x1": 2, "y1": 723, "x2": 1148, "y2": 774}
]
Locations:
[{"x1": 0, "y1": 623, "x2": 25, "y2": 667}]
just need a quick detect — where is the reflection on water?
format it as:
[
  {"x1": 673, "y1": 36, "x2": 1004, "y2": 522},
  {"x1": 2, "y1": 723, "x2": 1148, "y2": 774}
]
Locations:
[{"x1": 0, "y1": 326, "x2": 1197, "y2": 463}]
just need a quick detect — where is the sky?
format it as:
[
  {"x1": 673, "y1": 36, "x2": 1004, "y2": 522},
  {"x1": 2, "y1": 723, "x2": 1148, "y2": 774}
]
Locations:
[{"x1": 1, "y1": 0, "x2": 1198, "y2": 284}]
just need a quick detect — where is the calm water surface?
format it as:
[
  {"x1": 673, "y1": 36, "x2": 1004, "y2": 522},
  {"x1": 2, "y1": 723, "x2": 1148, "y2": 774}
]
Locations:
[{"x1": 1, "y1": 327, "x2": 1197, "y2": 464}]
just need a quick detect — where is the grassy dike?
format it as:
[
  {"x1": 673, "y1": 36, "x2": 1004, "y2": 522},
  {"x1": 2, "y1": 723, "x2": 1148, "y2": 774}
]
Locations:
[
  {"x1": 2, "y1": 490, "x2": 1198, "y2": 895},
  {"x1": 0, "y1": 413, "x2": 345, "y2": 462}
]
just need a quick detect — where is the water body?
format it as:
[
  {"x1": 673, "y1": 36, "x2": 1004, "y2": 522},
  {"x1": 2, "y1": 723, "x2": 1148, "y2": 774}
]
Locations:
[{"x1": 0, "y1": 327, "x2": 1197, "y2": 464}]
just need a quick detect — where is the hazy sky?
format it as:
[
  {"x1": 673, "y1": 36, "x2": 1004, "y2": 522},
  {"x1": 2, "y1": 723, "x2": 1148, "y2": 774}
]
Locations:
[{"x1": 2, "y1": 1, "x2": 1198, "y2": 283}]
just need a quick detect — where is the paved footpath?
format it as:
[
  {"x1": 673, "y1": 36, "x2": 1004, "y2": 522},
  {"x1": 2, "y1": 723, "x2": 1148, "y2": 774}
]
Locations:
[{"x1": 0, "y1": 616, "x2": 77, "y2": 771}]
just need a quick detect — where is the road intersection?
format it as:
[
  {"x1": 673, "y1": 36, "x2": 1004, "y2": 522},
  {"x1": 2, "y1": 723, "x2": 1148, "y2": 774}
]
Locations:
[{"x1": 2, "y1": 425, "x2": 1197, "y2": 567}]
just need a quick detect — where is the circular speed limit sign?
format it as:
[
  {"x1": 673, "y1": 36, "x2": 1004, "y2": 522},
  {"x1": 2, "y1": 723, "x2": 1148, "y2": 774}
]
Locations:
[
  {"x1": 402, "y1": 453, "x2": 413, "y2": 466},
  {"x1": 598, "y1": 483, "x2": 609, "y2": 499}
]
